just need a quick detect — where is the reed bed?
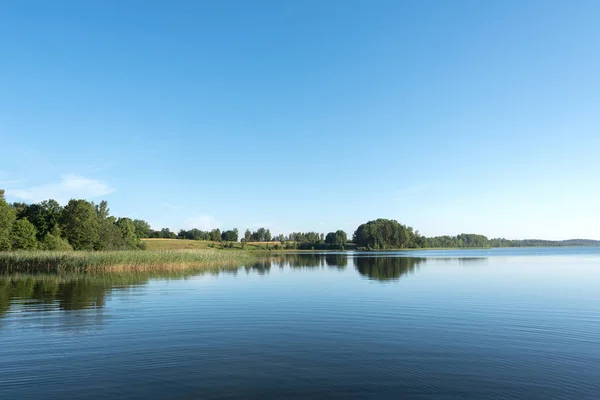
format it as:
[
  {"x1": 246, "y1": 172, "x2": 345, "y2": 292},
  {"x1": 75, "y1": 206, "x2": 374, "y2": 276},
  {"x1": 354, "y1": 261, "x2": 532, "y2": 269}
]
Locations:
[{"x1": 0, "y1": 250, "x2": 256, "y2": 274}]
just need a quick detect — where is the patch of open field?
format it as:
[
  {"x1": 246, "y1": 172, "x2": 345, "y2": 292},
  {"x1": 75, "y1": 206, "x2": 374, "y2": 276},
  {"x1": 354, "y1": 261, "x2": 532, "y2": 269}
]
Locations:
[
  {"x1": 143, "y1": 239, "x2": 215, "y2": 250},
  {"x1": 143, "y1": 239, "x2": 279, "y2": 251}
]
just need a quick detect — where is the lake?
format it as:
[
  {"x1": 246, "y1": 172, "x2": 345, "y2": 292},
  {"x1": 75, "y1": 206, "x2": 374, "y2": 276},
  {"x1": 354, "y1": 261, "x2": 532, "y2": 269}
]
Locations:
[{"x1": 1, "y1": 248, "x2": 600, "y2": 399}]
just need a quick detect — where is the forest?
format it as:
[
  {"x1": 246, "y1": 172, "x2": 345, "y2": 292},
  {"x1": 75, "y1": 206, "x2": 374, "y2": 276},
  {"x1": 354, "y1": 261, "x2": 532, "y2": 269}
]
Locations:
[
  {"x1": 0, "y1": 190, "x2": 147, "y2": 251},
  {"x1": 1, "y1": 191, "x2": 598, "y2": 251}
]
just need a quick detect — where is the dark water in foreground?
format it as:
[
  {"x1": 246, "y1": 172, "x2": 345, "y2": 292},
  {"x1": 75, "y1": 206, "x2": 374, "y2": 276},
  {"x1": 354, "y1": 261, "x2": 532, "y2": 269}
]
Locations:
[{"x1": 1, "y1": 248, "x2": 600, "y2": 399}]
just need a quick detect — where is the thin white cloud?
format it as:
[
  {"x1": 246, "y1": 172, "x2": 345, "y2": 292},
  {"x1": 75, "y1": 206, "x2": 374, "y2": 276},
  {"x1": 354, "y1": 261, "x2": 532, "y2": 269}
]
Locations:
[
  {"x1": 183, "y1": 215, "x2": 222, "y2": 231},
  {"x1": 6, "y1": 174, "x2": 115, "y2": 204}
]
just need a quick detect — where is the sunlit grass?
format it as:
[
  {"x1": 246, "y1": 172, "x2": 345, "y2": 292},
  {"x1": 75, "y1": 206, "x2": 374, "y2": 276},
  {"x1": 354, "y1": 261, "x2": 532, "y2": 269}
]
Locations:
[
  {"x1": 143, "y1": 238, "x2": 295, "y2": 251},
  {"x1": 0, "y1": 250, "x2": 256, "y2": 274}
]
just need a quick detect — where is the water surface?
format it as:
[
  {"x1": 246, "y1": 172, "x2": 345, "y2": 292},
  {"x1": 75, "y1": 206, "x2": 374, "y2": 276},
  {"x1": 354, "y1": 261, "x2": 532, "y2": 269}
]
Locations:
[{"x1": 1, "y1": 248, "x2": 599, "y2": 399}]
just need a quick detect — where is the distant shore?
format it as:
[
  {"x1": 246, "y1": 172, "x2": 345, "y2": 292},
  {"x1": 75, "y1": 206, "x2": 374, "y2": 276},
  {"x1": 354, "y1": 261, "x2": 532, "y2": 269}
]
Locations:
[
  {"x1": 142, "y1": 239, "x2": 600, "y2": 253},
  {"x1": 2, "y1": 241, "x2": 598, "y2": 274}
]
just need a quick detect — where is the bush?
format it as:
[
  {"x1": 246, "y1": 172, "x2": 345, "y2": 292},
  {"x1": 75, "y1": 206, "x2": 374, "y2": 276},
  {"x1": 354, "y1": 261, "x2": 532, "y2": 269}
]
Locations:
[
  {"x1": 11, "y1": 218, "x2": 38, "y2": 250},
  {"x1": 41, "y1": 233, "x2": 73, "y2": 251},
  {"x1": 0, "y1": 192, "x2": 16, "y2": 250}
]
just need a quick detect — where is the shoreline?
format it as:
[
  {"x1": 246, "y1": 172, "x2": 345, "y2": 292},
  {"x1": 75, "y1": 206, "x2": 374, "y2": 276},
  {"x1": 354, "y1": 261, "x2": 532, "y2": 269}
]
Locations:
[
  {"x1": 0, "y1": 249, "x2": 256, "y2": 274},
  {"x1": 2, "y1": 245, "x2": 598, "y2": 274}
]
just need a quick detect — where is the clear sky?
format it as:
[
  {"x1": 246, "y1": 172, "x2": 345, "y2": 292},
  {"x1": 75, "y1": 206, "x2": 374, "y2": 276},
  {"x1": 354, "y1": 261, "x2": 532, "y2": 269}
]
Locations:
[{"x1": 1, "y1": 0, "x2": 599, "y2": 240}]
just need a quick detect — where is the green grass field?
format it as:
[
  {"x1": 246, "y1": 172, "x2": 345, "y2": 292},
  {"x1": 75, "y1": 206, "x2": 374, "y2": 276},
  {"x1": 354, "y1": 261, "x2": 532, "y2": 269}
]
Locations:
[
  {"x1": 143, "y1": 239, "x2": 222, "y2": 250},
  {"x1": 143, "y1": 238, "x2": 283, "y2": 251},
  {"x1": 143, "y1": 239, "x2": 362, "y2": 252}
]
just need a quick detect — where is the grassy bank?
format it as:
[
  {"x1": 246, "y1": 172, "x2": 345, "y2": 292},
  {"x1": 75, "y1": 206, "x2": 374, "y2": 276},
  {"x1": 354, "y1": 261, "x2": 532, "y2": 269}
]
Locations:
[
  {"x1": 143, "y1": 239, "x2": 355, "y2": 252},
  {"x1": 143, "y1": 238, "x2": 269, "y2": 251},
  {"x1": 0, "y1": 250, "x2": 256, "y2": 274}
]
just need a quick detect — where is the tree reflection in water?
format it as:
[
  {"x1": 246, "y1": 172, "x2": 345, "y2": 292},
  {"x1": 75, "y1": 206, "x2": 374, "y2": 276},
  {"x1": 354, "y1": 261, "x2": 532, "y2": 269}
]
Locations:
[
  {"x1": 354, "y1": 256, "x2": 426, "y2": 281},
  {"x1": 0, "y1": 269, "x2": 239, "y2": 318},
  {"x1": 269, "y1": 253, "x2": 349, "y2": 269}
]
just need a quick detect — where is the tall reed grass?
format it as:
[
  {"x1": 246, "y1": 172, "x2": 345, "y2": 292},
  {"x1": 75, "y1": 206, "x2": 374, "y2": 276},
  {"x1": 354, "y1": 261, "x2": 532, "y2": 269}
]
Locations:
[{"x1": 0, "y1": 250, "x2": 256, "y2": 274}]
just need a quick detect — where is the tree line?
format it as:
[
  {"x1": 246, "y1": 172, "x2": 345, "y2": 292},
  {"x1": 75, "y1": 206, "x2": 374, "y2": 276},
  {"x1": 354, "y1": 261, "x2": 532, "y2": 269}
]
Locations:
[
  {"x1": 351, "y1": 219, "x2": 600, "y2": 249},
  {"x1": 2, "y1": 191, "x2": 598, "y2": 252},
  {"x1": 0, "y1": 190, "x2": 148, "y2": 250},
  {"x1": 155, "y1": 228, "x2": 239, "y2": 242}
]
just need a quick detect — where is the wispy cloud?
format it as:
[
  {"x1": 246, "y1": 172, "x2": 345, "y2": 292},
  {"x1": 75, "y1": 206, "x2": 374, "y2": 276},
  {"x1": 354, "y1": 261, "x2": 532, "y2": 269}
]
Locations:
[
  {"x1": 6, "y1": 174, "x2": 115, "y2": 204},
  {"x1": 183, "y1": 215, "x2": 222, "y2": 230}
]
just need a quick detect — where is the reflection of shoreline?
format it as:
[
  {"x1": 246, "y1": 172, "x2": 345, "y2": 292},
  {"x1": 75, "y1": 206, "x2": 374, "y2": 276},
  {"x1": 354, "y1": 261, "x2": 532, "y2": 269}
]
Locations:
[
  {"x1": 0, "y1": 255, "x2": 348, "y2": 320},
  {"x1": 0, "y1": 254, "x2": 489, "y2": 318},
  {"x1": 0, "y1": 269, "x2": 241, "y2": 318},
  {"x1": 269, "y1": 253, "x2": 349, "y2": 269},
  {"x1": 426, "y1": 257, "x2": 488, "y2": 265}
]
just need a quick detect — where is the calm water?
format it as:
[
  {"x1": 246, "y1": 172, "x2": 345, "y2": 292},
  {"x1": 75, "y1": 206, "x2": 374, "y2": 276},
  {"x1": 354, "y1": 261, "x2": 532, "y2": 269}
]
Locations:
[{"x1": 1, "y1": 248, "x2": 600, "y2": 399}]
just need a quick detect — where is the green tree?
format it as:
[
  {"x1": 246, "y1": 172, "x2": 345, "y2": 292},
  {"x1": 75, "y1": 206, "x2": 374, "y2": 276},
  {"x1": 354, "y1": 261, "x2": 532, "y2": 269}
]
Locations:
[
  {"x1": 95, "y1": 200, "x2": 110, "y2": 221},
  {"x1": 353, "y1": 219, "x2": 416, "y2": 249},
  {"x1": 0, "y1": 190, "x2": 16, "y2": 250},
  {"x1": 221, "y1": 228, "x2": 239, "y2": 242},
  {"x1": 177, "y1": 228, "x2": 208, "y2": 240},
  {"x1": 159, "y1": 228, "x2": 176, "y2": 239},
  {"x1": 93, "y1": 200, "x2": 122, "y2": 250},
  {"x1": 61, "y1": 199, "x2": 100, "y2": 250},
  {"x1": 41, "y1": 199, "x2": 62, "y2": 234},
  {"x1": 11, "y1": 202, "x2": 28, "y2": 217},
  {"x1": 41, "y1": 233, "x2": 73, "y2": 250},
  {"x1": 116, "y1": 217, "x2": 139, "y2": 249},
  {"x1": 335, "y1": 230, "x2": 348, "y2": 245},
  {"x1": 96, "y1": 217, "x2": 125, "y2": 250},
  {"x1": 19, "y1": 199, "x2": 63, "y2": 240},
  {"x1": 209, "y1": 229, "x2": 222, "y2": 242},
  {"x1": 325, "y1": 230, "x2": 348, "y2": 247},
  {"x1": 250, "y1": 227, "x2": 270, "y2": 242},
  {"x1": 19, "y1": 204, "x2": 46, "y2": 238},
  {"x1": 325, "y1": 232, "x2": 337, "y2": 245},
  {"x1": 132, "y1": 219, "x2": 152, "y2": 238},
  {"x1": 11, "y1": 218, "x2": 38, "y2": 249}
]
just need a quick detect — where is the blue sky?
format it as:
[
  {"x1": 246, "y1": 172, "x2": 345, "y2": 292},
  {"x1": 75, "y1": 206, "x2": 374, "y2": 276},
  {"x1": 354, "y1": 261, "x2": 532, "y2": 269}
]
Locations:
[{"x1": 1, "y1": 0, "x2": 599, "y2": 240}]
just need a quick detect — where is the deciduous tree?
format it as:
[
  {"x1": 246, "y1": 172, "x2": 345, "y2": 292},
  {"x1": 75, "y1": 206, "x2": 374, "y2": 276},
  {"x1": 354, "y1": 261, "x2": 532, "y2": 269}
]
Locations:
[
  {"x1": 11, "y1": 218, "x2": 38, "y2": 250},
  {"x1": 0, "y1": 190, "x2": 16, "y2": 250},
  {"x1": 61, "y1": 199, "x2": 100, "y2": 250}
]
